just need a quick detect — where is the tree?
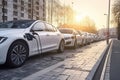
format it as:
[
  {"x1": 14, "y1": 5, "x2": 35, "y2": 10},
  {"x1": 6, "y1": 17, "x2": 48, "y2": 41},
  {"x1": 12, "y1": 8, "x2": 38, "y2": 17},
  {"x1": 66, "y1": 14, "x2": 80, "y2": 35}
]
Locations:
[
  {"x1": 112, "y1": 0, "x2": 120, "y2": 39},
  {"x1": 79, "y1": 16, "x2": 97, "y2": 33}
]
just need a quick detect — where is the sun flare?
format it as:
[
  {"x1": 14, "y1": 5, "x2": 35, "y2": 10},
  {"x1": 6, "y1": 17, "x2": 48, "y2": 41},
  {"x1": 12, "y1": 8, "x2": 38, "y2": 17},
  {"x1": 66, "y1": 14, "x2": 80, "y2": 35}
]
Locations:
[{"x1": 75, "y1": 14, "x2": 85, "y2": 22}]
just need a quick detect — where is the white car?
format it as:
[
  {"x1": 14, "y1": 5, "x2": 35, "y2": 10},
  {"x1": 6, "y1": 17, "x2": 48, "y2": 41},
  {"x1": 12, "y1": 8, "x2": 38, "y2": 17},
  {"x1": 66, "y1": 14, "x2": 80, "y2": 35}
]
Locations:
[
  {"x1": 59, "y1": 28, "x2": 82, "y2": 48},
  {"x1": 0, "y1": 20, "x2": 65, "y2": 67}
]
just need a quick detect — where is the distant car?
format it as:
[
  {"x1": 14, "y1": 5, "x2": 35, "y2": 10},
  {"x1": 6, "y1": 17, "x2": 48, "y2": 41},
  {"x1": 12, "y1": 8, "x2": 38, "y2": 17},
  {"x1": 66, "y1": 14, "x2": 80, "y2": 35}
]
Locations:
[
  {"x1": 59, "y1": 28, "x2": 82, "y2": 48},
  {"x1": 0, "y1": 20, "x2": 65, "y2": 67}
]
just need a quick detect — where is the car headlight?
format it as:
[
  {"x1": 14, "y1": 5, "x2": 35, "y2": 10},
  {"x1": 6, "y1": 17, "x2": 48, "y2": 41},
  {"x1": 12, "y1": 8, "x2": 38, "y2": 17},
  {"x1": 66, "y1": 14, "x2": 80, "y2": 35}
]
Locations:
[{"x1": 0, "y1": 37, "x2": 7, "y2": 44}]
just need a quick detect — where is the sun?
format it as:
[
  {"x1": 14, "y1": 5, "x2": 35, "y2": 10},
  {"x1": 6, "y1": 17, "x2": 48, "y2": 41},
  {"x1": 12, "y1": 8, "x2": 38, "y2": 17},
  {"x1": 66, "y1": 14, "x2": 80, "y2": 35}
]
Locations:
[{"x1": 75, "y1": 14, "x2": 85, "y2": 23}]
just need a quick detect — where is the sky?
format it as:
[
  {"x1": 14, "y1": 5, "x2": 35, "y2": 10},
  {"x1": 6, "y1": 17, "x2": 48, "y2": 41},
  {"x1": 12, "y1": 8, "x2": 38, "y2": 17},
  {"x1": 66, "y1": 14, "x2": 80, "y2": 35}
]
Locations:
[{"x1": 61, "y1": 0, "x2": 116, "y2": 30}]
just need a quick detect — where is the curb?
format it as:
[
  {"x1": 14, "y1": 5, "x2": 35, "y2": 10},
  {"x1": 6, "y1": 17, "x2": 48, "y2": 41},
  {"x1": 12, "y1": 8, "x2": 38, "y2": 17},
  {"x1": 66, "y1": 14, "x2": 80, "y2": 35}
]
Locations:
[
  {"x1": 100, "y1": 40, "x2": 113, "y2": 80},
  {"x1": 86, "y1": 41, "x2": 111, "y2": 80}
]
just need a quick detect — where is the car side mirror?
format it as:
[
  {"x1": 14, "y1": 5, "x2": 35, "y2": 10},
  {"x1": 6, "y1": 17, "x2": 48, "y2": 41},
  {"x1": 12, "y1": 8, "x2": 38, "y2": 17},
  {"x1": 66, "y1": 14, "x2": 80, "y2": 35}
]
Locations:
[{"x1": 30, "y1": 29, "x2": 38, "y2": 35}]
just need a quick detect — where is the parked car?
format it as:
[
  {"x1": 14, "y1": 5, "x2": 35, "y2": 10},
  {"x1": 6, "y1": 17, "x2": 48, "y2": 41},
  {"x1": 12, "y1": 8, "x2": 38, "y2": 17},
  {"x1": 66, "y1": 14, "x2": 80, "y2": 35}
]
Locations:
[
  {"x1": 0, "y1": 20, "x2": 65, "y2": 67},
  {"x1": 77, "y1": 30, "x2": 86, "y2": 46},
  {"x1": 59, "y1": 28, "x2": 82, "y2": 48}
]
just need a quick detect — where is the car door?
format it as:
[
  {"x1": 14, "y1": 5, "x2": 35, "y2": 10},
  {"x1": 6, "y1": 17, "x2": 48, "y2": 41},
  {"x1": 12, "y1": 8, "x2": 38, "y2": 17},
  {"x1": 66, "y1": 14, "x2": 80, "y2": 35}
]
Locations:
[
  {"x1": 44, "y1": 23, "x2": 61, "y2": 51},
  {"x1": 31, "y1": 21, "x2": 49, "y2": 53}
]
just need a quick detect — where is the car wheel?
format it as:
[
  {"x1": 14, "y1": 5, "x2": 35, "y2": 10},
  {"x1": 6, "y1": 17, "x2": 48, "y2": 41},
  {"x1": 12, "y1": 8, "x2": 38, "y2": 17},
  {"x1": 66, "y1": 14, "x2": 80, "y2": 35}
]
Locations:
[
  {"x1": 73, "y1": 40, "x2": 77, "y2": 49},
  {"x1": 6, "y1": 41, "x2": 29, "y2": 67},
  {"x1": 57, "y1": 40, "x2": 65, "y2": 53}
]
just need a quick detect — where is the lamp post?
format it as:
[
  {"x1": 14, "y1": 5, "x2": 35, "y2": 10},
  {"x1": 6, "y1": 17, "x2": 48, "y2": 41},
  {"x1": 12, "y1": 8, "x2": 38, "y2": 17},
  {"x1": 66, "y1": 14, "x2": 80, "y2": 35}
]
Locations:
[{"x1": 107, "y1": 0, "x2": 111, "y2": 44}]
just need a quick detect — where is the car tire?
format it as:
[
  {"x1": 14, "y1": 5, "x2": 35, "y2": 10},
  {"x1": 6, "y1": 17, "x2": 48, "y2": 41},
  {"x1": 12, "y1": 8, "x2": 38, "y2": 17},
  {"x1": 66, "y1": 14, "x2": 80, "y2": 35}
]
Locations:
[
  {"x1": 73, "y1": 40, "x2": 77, "y2": 49},
  {"x1": 6, "y1": 41, "x2": 29, "y2": 68},
  {"x1": 57, "y1": 40, "x2": 65, "y2": 53}
]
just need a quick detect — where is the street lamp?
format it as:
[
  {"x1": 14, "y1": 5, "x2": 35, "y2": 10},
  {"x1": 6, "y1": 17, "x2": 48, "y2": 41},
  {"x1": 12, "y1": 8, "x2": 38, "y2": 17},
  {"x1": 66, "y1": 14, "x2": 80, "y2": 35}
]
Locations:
[
  {"x1": 107, "y1": 0, "x2": 111, "y2": 44},
  {"x1": 104, "y1": 13, "x2": 108, "y2": 44}
]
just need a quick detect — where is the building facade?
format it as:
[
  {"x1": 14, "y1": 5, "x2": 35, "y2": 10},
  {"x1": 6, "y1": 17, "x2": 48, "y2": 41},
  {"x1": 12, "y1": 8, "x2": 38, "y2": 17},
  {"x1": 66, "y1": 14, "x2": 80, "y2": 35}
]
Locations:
[
  {"x1": 45, "y1": 0, "x2": 64, "y2": 27},
  {"x1": 0, "y1": 0, "x2": 73, "y2": 27},
  {"x1": 0, "y1": 0, "x2": 45, "y2": 22}
]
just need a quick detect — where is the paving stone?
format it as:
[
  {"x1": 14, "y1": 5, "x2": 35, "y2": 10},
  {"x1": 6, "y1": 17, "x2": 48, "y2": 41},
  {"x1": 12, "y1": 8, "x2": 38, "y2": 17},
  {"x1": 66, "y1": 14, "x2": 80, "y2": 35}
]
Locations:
[
  {"x1": 3, "y1": 41, "x2": 107, "y2": 80},
  {"x1": 56, "y1": 74, "x2": 69, "y2": 80}
]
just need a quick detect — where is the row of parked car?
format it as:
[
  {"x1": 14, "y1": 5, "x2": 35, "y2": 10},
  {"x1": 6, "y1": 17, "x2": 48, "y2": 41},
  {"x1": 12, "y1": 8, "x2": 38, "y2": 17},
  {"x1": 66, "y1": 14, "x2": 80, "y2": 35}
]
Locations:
[
  {"x1": 59, "y1": 28, "x2": 105, "y2": 48},
  {"x1": 0, "y1": 20, "x2": 105, "y2": 68}
]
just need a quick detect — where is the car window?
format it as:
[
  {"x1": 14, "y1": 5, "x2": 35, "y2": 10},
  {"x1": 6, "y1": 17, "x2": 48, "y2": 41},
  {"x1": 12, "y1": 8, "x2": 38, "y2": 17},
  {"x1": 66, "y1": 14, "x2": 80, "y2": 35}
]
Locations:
[
  {"x1": 59, "y1": 29, "x2": 73, "y2": 34},
  {"x1": 32, "y1": 22, "x2": 46, "y2": 31},
  {"x1": 0, "y1": 20, "x2": 35, "y2": 28},
  {"x1": 45, "y1": 23, "x2": 56, "y2": 32}
]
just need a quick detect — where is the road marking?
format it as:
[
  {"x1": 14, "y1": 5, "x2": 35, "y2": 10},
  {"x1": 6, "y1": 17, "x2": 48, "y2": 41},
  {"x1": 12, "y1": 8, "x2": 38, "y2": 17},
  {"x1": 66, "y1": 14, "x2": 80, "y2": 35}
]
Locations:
[{"x1": 22, "y1": 61, "x2": 64, "y2": 80}]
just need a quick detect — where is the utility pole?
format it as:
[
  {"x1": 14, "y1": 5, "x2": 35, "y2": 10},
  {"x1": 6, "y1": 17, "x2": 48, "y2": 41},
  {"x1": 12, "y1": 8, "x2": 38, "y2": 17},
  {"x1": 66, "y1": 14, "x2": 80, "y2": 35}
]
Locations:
[
  {"x1": 2, "y1": 0, "x2": 5, "y2": 22},
  {"x1": 107, "y1": 0, "x2": 111, "y2": 44}
]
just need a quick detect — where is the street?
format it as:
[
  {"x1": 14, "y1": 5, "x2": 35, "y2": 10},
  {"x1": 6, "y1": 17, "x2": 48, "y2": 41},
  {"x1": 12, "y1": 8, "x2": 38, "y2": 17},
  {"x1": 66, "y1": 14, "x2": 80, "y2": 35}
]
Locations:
[{"x1": 0, "y1": 40, "x2": 107, "y2": 80}]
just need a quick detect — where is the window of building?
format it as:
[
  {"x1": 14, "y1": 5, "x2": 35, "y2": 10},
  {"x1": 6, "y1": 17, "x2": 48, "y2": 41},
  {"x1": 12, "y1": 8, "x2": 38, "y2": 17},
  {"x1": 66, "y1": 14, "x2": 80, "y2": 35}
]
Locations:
[
  {"x1": 2, "y1": 8, "x2": 7, "y2": 13},
  {"x1": 13, "y1": 18, "x2": 17, "y2": 20},
  {"x1": 36, "y1": 12, "x2": 39, "y2": 15},
  {"x1": 4, "y1": 9, "x2": 7, "y2": 13},
  {"x1": 28, "y1": 4, "x2": 31, "y2": 7},
  {"x1": 36, "y1": 6, "x2": 39, "y2": 10},
  {"x1": 29, "y1": 0, "x2": 31, "y2": 2},
  {"x1": 36, "y1": 1, "x2": 39, "y2": 5},
  {"x1": 21, "y1": 0, "x2": 24, "y2": 5},
  {"x1": 28, "y1": 15, "x2": 31, "y2": 19},
  {"x1": 13, "y1": 4, "x2": 18, "y2": 10},
  {"x1": 4, "y1": 1, "x2": 7, "y2": 6},
  {"x1": 28, "y1": 9, "x2": 31, "y2": 13},
  {"x1": 4, "y1": 16, "x2": 7, "y2": 21},
  {"x1": 43, "y1": 13, "x2": 45, "y2": 17},
  {"x1": 13, "y1": 11, "x2": 18, "y2": 16},
  {"x1": 21, "y1": 13, "x2": 24, "y2": 17},
  {"x1": 13, "y1": 0, "x2": 17, "y2": 3},
  {"x1": 21, "y1": 7, "x2": 24, "y2": 11}
]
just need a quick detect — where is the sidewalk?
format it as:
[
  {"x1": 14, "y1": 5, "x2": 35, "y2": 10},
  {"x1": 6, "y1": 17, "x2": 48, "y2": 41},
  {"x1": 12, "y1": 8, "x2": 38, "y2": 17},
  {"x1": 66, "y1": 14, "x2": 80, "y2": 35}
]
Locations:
[{"x1": 23, "y1": 41, "x2": 108, "y2": 80}]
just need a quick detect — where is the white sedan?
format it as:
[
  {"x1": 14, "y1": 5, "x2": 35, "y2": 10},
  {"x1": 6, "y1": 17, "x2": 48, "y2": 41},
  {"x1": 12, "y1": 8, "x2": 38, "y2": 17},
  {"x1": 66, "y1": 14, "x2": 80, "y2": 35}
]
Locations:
[
  {"x1": 59, "y1": 28, "x2": 82, "y2": 48},
  {"x1": 0, "y1": 20, "x2": 65, "y2": 67}
]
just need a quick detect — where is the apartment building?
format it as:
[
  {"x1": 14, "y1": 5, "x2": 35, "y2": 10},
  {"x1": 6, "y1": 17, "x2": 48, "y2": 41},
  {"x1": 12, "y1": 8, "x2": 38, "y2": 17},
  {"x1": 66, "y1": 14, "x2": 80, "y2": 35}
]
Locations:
[
  {"x1": 0, "y1": 0, "x2": 45, "y2": 22},
  {"x1": 0, "y1": 0, "x2": 71, "y2": 27}
]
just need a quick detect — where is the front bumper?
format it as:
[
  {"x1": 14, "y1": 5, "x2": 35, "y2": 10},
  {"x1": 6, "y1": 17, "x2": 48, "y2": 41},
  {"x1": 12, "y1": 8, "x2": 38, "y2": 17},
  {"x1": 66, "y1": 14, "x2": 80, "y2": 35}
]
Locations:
[{"x1": 65, "y1": 39, "x2": 75, "y2": 47}]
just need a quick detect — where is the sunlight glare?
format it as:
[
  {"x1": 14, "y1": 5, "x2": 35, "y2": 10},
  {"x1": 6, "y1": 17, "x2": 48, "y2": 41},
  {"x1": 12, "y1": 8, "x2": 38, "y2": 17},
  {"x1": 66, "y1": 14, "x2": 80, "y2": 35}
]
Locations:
[{"x1": 75, "y1": 14, "x2": 85, "y2": 23}]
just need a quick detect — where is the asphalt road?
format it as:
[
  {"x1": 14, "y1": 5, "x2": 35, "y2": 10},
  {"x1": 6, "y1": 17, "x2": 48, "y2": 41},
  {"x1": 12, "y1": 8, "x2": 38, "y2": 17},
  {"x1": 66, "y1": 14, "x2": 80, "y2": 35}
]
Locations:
[{"x1": 0, "y1": 41, "x2": 105, "y2": 80}]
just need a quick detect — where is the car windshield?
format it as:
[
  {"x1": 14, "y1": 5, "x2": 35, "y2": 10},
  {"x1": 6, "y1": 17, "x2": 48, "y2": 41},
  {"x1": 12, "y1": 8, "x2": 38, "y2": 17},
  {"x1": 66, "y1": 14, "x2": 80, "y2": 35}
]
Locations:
[
  {"x1": 59, "y1": 29, "x2": 73, "y2": 34},
  {"x1": 0, "y1": 20, "x2": 35, "y2": 29}
]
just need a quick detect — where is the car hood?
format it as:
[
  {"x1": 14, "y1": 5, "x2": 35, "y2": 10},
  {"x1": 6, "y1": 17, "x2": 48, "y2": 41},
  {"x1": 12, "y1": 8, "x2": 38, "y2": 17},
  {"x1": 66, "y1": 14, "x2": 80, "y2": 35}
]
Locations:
[
  {"x1": 62, "y1": 34, "x2": 74, "y2": 40},
  {"x1": 0, "y1": 28, "x2": 26, "y2": 36},
  {"x1": 63, "y1": 34, "x2": 73, "y2": 37}
]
